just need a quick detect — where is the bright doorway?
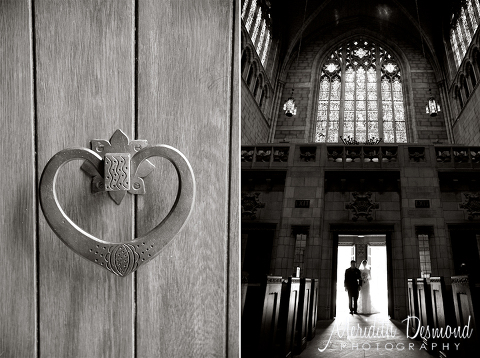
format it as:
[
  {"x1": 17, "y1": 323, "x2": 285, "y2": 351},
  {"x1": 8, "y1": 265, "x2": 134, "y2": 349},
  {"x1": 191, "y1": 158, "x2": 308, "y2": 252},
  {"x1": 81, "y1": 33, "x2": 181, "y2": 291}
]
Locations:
[{"x1": 335, "y1": 235, "x2": 388, "y2": 317}]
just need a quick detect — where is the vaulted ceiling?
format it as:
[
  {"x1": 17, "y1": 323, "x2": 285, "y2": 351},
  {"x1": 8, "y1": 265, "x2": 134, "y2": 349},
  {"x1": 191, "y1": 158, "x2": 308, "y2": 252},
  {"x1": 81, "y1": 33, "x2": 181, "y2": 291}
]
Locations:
[{"x1": 269, "y1": 0, "x2": 456, "y2": 76}]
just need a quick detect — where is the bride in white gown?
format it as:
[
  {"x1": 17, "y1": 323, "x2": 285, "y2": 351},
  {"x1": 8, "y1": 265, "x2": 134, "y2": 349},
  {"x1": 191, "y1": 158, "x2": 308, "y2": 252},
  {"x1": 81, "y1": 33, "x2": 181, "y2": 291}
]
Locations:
[{"x1": 357, "y1": 259, "x2": 378, "y2": 314}]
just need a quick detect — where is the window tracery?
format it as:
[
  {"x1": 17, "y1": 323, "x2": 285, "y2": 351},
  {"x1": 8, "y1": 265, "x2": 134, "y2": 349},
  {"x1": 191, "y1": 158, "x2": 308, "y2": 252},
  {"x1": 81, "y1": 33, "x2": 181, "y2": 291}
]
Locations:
[
  {"x1": 467, "y1": 62, "x2": 477, "y2": 88},
  {"x1": 261, "y1": 32, "x2": 271, "y2": 65},
  {"x1": 244, "y1": 0, "x2": 257, "y2": 31},
  {"x1": 456, "y1": 86, "x2": 464, "y2": 108},
  {"x1": 316, "y1": 48, "x2": 342, "y2": 142},
  {"x1": 256, "y1": 21, "x2": 267, "y2": 54},
  {"x1": 251, "y1": 8, "x2": 263, "y2": 44},
  {"x1": 315, "y1": 39, "x2": 407, "y2": 143},
  {"x1": 450, "y1": 0, "x2": 480, "y2": 68},
  {"x1": 241, "y1": 0, "x2": 274, "y2": 120},
  {"x1": 241, "y1": 0, "x2": 272, "y2": 67},
  {"x1": 241, "y1": 0, "x2": 251, "y2": 20}
]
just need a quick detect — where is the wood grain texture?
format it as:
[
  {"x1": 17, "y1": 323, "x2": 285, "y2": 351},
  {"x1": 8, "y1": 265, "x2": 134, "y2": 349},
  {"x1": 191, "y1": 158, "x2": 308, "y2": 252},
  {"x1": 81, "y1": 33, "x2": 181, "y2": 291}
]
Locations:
[
  {"x1": 2, "y1": 0, "x2": 237, "y2": 356},
  {"x1": 0, "y1": 1, "x2": 36, "y2": 357},
  {"x1": 135, "y1": 0, "x2": 235, "y2": 357},
  {"x1": 228, "y1": 0, "x2": 240, "y2": 356},
  {"x1": 35, "y1": 0, "x2": 134, "y2": 356}
]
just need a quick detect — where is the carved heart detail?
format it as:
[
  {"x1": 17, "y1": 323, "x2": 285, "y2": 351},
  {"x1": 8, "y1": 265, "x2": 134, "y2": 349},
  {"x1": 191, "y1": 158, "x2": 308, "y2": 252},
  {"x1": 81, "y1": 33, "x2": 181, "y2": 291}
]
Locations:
[{"x1": 39, "y1": 141, "x2": 195, "y2": 277}]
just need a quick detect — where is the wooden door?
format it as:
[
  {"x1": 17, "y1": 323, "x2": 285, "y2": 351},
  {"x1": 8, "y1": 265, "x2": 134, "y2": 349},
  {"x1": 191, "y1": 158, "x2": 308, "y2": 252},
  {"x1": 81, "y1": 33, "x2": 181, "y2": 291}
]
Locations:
[{"x1": 0, "y1": 0, "x2": 238, "y2": 357}]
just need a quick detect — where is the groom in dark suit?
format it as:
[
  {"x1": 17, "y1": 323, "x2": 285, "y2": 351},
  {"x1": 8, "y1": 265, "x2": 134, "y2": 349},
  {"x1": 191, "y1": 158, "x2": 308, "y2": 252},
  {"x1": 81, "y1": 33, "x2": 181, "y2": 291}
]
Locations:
[{"x1": 344, "y1": 260, "x2": 362, "y2": 314}]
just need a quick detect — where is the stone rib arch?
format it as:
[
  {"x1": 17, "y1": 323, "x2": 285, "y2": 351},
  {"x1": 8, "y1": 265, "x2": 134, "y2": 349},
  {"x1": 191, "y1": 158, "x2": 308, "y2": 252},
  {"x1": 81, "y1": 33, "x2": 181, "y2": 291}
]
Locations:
[
  {"x1": 280, "y1": 0, "x2": 443, "y2": 84},
  {"x1": 241, "y1": 45, "x2": 254, "y2": 78}
]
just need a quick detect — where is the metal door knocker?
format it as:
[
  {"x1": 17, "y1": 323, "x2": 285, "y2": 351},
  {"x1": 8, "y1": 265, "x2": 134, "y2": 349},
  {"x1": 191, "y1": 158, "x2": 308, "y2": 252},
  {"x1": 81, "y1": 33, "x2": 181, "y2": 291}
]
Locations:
[{"x1": 39, "y1": 129, "x2": 195, "y2": 277}]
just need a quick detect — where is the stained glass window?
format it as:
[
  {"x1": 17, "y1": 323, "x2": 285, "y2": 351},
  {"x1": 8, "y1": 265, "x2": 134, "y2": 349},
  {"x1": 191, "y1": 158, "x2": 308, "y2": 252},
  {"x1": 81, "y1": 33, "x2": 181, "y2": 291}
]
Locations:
[
  {"x1": 241, "y1": 0, "x2": 251, "y2": 20},
  {"x1": 251, "y1": 8, "x2": 263, "y2": 44},
  {"x1": 451, "y1": 29, "x2": 462, "y2": 66},
  {"x1": 315, "y1": 40, "x2": 407, "y2": 143},
  {"x1": 244, "y1": 0, "x2": 257, "y2": 31},
  {"x1": 456, "y1": 26, "x2": 467, "y2": 56},
  {"x1": 468, "y1": 1, "x2": 479, "y2": 31},
  {"x1": 293, "y1": 234, "x2": 307, "y2": 273},
  {"x1": 450, "y1": 0, "x2": 480, "y2": 68},
  {"x1": 418, "y1": 234, "x2": 432, "y2": 278},
  {"x1": 380, "y1": 46, "x2": 406, "y2": 143},
  {"x1": 261, "y1": 32, "x2": 271, "y2": 65},
  {"x1": 256, "y1": 21, "x2": 266, "y2": 54},
  {"x1": 316, "y1": 48, "x2": 342, "y2": 142},
  {"x1": 242, "y1": 0, "x2": 272, "y2": 68}
]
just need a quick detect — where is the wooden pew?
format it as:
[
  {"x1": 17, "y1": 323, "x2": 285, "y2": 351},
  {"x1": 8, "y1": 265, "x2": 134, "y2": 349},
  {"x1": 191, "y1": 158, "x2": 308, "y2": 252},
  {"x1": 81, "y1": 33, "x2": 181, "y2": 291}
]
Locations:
[
  {"x1": 416, "y1": 278, "x2": 433, "y2": 347},
  {"x1": 241, "y1": 275, "x2": 283, "y2": 357},
  {"x1": 429, "y1": 277, "x2": 456, "y2": 358},
  {"x1": 276, "y1": 277, "x2": 300, "y2": 358},
  {"x1": 295, "y1": 278, "x2": 312, "y2": 354},
  {"x1": 451, "y1": 275, "x2": 478, "y2": 354},
  {"x1": 308, "y1": 278, "x2": 319, "y2": 340},
  {"x1": 407, "y1": 278, "x2": 419, "y2": 337}
]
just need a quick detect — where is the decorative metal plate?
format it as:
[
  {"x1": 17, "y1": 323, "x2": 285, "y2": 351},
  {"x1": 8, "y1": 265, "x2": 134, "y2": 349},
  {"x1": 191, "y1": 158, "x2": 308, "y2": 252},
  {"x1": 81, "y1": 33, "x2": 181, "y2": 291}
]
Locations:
[
  {"x1": 80, "y1": 129, "x2": 156, "y2": 204},
  {"x1": 39, "y1": 130, "x2": 195, "y2": 277}
]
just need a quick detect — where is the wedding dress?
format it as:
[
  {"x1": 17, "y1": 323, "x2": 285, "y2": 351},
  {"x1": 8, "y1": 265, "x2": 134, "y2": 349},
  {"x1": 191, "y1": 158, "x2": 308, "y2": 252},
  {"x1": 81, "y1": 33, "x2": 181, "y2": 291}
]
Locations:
[{"x1": 357, "y1": 264, "x2": 377, "y2": 314}]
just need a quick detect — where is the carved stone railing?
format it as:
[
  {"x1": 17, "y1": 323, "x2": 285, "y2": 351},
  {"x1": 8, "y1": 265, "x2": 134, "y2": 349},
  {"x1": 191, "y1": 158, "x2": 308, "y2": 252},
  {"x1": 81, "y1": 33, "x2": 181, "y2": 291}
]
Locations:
[
  {"x1": 408, "y1": 146, "x2": 426, "y2": 162},
  {"x1": 241, "y1": 145, "x2": 291, "y2": 166},
  {"x1": 435, "y1": 146, "x2": 480, "y2": 168},
  {"x1": 299, "y1": 146, "x2": 316, "y2": 162},
  {"x1": 241, "y1": 147, "x2": 255, "y2": 162},
  {"x1": 326, "y1": 145, "x2": 398, "y2": 163},
  {"x1": 240, "y1": 144, "x2": 480, "y2": 169}
]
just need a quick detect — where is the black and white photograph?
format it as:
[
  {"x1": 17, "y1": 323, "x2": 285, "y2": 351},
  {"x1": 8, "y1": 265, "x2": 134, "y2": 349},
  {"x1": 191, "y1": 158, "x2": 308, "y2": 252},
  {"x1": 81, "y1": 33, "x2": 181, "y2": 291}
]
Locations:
[
  {"x1": 241, "y1": 0, "x2": 480, "y2": 357},
  {"x1": 2, "y1": 0, "x2": 480, "y2": 357},
  {"x1": 0, "y1": 0, "x2": 238, "y2": 357}
]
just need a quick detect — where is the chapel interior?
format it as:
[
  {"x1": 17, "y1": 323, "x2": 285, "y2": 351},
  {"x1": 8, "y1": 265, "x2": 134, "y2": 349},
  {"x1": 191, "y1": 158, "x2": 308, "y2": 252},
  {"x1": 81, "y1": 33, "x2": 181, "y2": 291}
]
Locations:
[{"x1": 240, "y1": 0, "x2": 480, "y2": 356}]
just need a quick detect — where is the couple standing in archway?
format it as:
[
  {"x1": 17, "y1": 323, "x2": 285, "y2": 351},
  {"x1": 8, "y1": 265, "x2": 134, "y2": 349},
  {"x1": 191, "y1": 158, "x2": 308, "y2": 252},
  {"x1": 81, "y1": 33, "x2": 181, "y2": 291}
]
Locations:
[{"x1": 344, "y1": 259, "x2": 377, "y2": 314}]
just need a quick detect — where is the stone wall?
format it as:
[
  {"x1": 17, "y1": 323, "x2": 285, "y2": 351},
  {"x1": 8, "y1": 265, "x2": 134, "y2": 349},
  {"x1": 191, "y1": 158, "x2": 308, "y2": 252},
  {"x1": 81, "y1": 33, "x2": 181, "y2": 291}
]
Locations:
[
  {"x1": 272, "y1": 167, "x2": 325, "y2": 281},
  {"x1": 273, "y1": 26, "x2": 449, "y2": 144},
  {"x1": 240, "y1": 144, "x2": 471, "y2": 320},
  {"x1": 452, "y1": 83, "x2": 480, "y2": 145},
  {"x1": 241, "y1": 80, "x2": 270, "y2": 144},
  {"x1": 254, "y1": 191, "x2": 284, "y2": 221}
]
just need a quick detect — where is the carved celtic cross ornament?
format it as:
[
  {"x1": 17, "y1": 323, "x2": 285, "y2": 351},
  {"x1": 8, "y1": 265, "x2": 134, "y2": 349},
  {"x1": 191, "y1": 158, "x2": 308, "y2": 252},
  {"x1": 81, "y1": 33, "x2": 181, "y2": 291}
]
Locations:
[
  {"x1": 241, "y1": 192, "x2": 265, "y2": 220},
  {"x1": 459, "y1": 192, "x2": 480, "y2": 220},
  {"x1": 345, "y1": 192, "x2": 379, "y2": 222},
  {"x1": 39, "y1": 130, "x2": 195, "y2": 277}
]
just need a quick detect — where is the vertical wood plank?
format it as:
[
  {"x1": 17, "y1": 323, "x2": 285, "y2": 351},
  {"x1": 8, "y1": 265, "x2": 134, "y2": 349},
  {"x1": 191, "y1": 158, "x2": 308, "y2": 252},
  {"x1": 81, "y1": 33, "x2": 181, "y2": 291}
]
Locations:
[
  {"x1": 0, "y1": 1, "x2": 36, "y2": 356},
  {"x1": 136, "y1": 1, "x2": 235, "y2": 356},
  {"x1": 229, "y1": 0, "x2": 240, "y2": 356},
  {"x1": 35, "y1": 1, "x2": 134, "y2": 356}
]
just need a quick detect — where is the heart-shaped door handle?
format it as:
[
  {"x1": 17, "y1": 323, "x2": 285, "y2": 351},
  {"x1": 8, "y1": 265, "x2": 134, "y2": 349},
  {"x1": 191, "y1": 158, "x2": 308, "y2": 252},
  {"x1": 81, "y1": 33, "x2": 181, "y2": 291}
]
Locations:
[{"x1": 39, "y1": 130, "x2": 195, "y2": 277}]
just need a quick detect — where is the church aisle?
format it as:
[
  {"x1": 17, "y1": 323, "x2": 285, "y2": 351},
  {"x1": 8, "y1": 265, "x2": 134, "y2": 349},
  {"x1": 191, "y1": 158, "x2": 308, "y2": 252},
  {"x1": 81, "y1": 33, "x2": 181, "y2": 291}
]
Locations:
[{"x1": 297, "y1": 313, "x2": 436, "y2": 358}]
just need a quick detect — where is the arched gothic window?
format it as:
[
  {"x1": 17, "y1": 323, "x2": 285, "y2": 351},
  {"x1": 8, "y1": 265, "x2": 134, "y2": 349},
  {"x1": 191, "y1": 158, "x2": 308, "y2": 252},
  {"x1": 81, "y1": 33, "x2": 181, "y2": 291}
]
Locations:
[
  {"x1": 246, "y1": 63, "x2": 256, "y2": 87},
  {"x1": 456, "y1": 86, "x2": 464, "y2": 108},
  {"x1": 474, "y1": 48, "x2": 480, "y2": 75},
  {"x1": 243, "y1": 0, "x2": 257, "y2": 31},
  {"x1": 315, "y1": 39, "x2": 407, "y2": 143},
  {"x1": 241, "y1": 0, "x2": 272, "y2": 66},
  {"x1": 450, "y1": 0, "x2": 480, "y2": 68},
  {"x1": 461, "y1": 75, "x2": 470, "y2": 98},
  {"x1": 467, "y1": 62, "x2": 477, "y2": 88}
]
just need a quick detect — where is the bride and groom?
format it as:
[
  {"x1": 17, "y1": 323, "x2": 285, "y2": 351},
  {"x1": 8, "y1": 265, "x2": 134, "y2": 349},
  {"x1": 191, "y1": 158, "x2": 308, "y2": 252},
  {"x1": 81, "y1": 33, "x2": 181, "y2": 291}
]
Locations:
[{"x1": 344, "y1": 259, "x2": 375, "y2": 314}]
